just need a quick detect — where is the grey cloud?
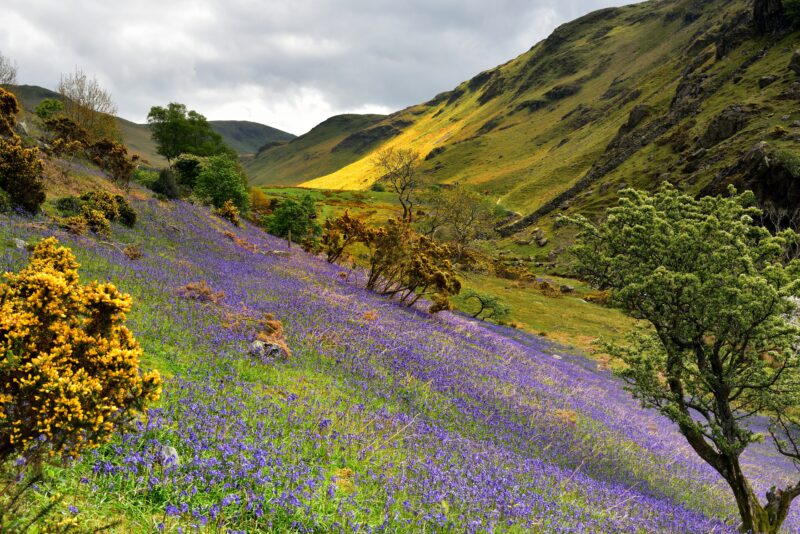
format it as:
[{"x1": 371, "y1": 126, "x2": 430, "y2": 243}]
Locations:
[{"x1": 1, "y1": 0, "x2": 635, "y2": 134}]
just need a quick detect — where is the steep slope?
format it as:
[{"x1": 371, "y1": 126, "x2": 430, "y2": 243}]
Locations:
[
  {"x1": 249, "y1": 0, "x2": 799, "y2": 235},
  {"x1": 2, "y1": 197, "x2": 798, "y2": 531},
  {"x1": 8, "y1": 85, "x2": 294, "y2": 165},
  {"x1": 245, "y1": 113, "x2": 386, "y2": 186}
]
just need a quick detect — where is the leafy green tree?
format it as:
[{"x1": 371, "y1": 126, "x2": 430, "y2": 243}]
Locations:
[
  {"x1": 265, "y1": 195, "x2": 320, "y2": 244},
  {"x1": 194, "y1": 155, "x2": 249, "y2": 211},
  {"x1": 173, "y1": 153, "x2": 206, "y2": 189},
  {"x1": 567, "y1": 184, "x2": 800, "y2": 534},
  {"x1": 33, "y1": 98, "x2": 64, "y2": 121},
  {"x1": 147, "y1": 103, "x2": 234, "y2": 165}
]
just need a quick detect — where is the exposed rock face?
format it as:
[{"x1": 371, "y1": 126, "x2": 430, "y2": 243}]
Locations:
[
  {"x1": 753, "y1": 0, "x2": 785, "y2": 34},
  {"x1": 790, "y1": 50, "x2": 800, "y2": 76},
  {"x1": 700, "y1": 105, "x2": 756, "y2": 148},
  {"x1": 249, "y1": 340, "x2": 288, "y2": 362},
  {"x1": 545, "y1": 83, "x2": 582, "y2": 101},
  {"x1": 780, "y1": 82, "x2": 800, "y2": 100},
  {"x1": 759, "y1": 75, "x2": 778, "y2": 88}
]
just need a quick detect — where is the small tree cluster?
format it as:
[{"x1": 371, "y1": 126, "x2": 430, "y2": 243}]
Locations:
[
  {"x1": 147, "y1": 103, "x2": 234, "y2": 165},
  {"x1": 56, "y1": 191, "x2": 137, "y2": 237},
  {"x1": 0, "y1": 237, "x2": 161, "y2": 462},
  {"x1": 322, "y1": 214, "x2": 461, "y2": 312},
  {"x1": 0, "y1": 88, "x2": 46, "y2": 213}
]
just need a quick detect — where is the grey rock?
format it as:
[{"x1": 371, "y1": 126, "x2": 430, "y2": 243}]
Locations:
[
  {"x1": 790, "y1": 50, "x2": 800, "y2": 76},
  {"x1": 791, "y1": 121, "x2": 800, "y2": 128},
  {"x1": 11, "y1": 238, "x2": 27, "y2": 250},
  {"x1": 536, "y1": 237, "x2": 549, "y2": 247},
  {"x1": 700, "y1": 105, "x2": 757, "y2": 148},
  {"x1": 156, "y1": 445, "x2": 180, "y2": 467},
  {"x1": 249, "y1": 340, "x2": 288, "y2": 362},
  {"x1": 560, "y1": 285, "x2": 575, "y2": 294},
  {"x1": 781, "y1": 82, "x2": 800, "y2": 100},
  {"x1": 759, "y1": 75, "x2": 778, "y2": 88}
]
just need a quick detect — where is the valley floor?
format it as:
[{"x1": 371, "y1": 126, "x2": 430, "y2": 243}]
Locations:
[{"x1": 2, "y1": 199, "x2": 798, "y2": 532}]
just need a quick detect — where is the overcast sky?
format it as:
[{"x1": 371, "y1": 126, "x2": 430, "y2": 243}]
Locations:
[{"x1": 2, "y1": 0, "x2": 633, "y2": 135}]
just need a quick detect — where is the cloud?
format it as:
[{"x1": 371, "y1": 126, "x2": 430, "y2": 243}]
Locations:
[{"x1": 1, "y1": 0, "x2": 634, "y2": 135}]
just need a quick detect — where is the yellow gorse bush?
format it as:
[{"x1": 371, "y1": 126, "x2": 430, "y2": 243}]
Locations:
[{"x1": 0, "y1": 237, "x2": 160, "y2": 460}]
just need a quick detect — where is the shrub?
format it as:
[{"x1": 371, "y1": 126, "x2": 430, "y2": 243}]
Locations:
[
  {"x1": 114, "y1": 194, "x2": 137, "y2": 227},
  {"x1": 0, "y1": 237, "x2": 161, "y2": 461},
  {"x1": 81, "y1": 206, "x2": 111, "y2": 237},
  {"x1": 123, "y1": 245, "x2": 143, "y2": 260},
  {"x1": 0, "y1": 189, "x2": 11, "y2": 213},
  {"x1": 249, "y1": 188, "x2": 272, "y2": 219},
  {"x1": 461, "y1": 289, "x2": 512, "y2": 321},
  {"x1": 370, "y1": 181, "x2": 385, "y2": 192},
  {"x1": 55, "y1": 196, "x2": 82, "y2": 214},
  {"x1": 0, "y1": 88, "x2": 18, "y2": 137},
  {"x1": 0, "y1": 139, "x2": 46, "y2": 213},
  {"x1": 215, "y1": 199, "x2": 242, "y2": 227},
  {"x1": 321, "y1": 210, "x2": 367, "y2": 263},
  {"x1": 151, "y1": 168, "x2": 180, "y2": 199},
  {"x1": 86, "y1": 138, "x2": 139, "y2": 188},
  {"x1": 173, "y1": 154, "x2": 206, "y2": 189},
  {"x1": 61, "y1": 215, "x2": 88, "y2": 235}
]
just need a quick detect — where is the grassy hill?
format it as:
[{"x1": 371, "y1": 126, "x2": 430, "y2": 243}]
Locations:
[
  {"x1": 3, "y1": 193, "x2": 797, "y2": 531},
  {"x1": 8, "y1": 85, "x2": 294, "y2": 166},
  {"x1": 247, "y1": 0, "x2": 799, "y2": 241},
  {"x1": 246, "y1": 114, "x2": 386, "y2": 186}
]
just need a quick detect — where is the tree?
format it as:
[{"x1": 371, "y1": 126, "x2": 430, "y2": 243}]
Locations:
[
  {"x1": 567, "y1": 184, "x2": 800, "y2": 534},
  {"x1": 321, "y1": 210, "x2": 368, "y2": 263},
  {"x1": 265, "y1": 195, "x2": 320, "y2": 244},
  {"x1": 147, "y1": 103, "x2": 234, "y2": 165},
  {"x1": 374, "y1": 147, "x2": 422, "y2": 222},
  {"x1": 34, "y1": 98, "x2": 64, "y2": 121},
  {"x1": 0, "y1": 52, "x2": 16, "y2": 87},
  {"x1": 420, "y1": 184, "x2": 500, "y2": 259},
  {"x1": 194, "y1": 154, "x2": 250, "y2": 211},
  {"x1": 462, "y1": 289, "x2": 511, "y2": 321},
  {"x1": 86, "y1": 138, "x2": 139, "y2": 188},
  {"x1": 57, "y1": 68, "x2": 120, "y2": 141}
]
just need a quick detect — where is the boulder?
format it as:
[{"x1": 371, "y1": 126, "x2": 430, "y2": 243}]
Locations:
[
  {"x1": 560, "y1": 285, "x2": 575, "y2": 294},
  {"x1": 700, "y1": 105, "x2": 756, "y2": 148},
  {"x1": 249, "y1": 340, "x2": 288, "y2": 362},
  {"x1": 790, "y1": 50, "x2": 800, "y2": 76},
  {"x1": 780, "y1": 82, "x2": 800, "y2": 100},
  {"x1": 536, "y1": 237, "x2": 549, "y2": 247},
  {"x1": 156, "y1": 445, "x2": 180, "y2": 467},
  {"x1": 759, "y1": 75, "x2": 778, "y2": 88},
  {"x1": 11, "y1": 238, "x2": 27, "y2": 250}
]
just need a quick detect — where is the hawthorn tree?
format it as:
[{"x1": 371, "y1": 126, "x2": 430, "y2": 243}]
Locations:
[
  {"x1": 0, "y1": 52, "x2": 17, "y2": 87},
  {"x1": 194, "y1": 154, "x2": 249, "y2": 211},
  {"x1": 568, "y1": 184, "x2": 800, "y2": 534},
  {"x1": 374, "y1": 147, "x2": 422, "y2": 222},
  {"x1": 147, "y1": 103, "x2": 234, "y2": 165},
  {"x1": 461, "y1": 289, "x2": 511, "y2": 321},
  {"x1": 265, "y1": 195, "x2": 320, "y2": 244}
]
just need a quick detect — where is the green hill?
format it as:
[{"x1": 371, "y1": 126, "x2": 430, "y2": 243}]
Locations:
[
  {"x1": 245, "y1": 113, "x2": 387, "y2": 186},
  {"x1": 8, "y1": 85, "x2": 294, "y2": 166},
  {"x1": 246, "y1": 0, "x2": 800, "y2": 240}
]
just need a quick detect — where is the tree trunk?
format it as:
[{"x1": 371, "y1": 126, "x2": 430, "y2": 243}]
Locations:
[
  {"x1": 753, "y1": 0, "x2": 785, "y2": 34},
  {"x1": 726, "y1": 460, "x2": 785, "y2": 533}
]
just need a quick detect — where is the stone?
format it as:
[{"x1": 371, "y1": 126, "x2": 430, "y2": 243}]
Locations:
[
  {"x1": 11, "y1": 238, "x2": 27, "y2": 250},
  {"x1": 790, "y1": 50, "x2": 800, "y2": 76},
  {"x1": 699, "y1": 105, "x2": 757, "y2": 148},
  {"x1": 156, "y1": 445, "x2": 180, "y2": 467},
  {"x1": 780, "y1": 82, "x2": 800, "y2": 100},
  {"x1": 791, "y1": 121, "x2": 800, "y2": 128},
  {"x1": 536, "y1": 237, "x2": 549, "y2": 247},
  {"x1": 560, "y1": 285, "x2": 575, "y2": 294},
  {"x1": 758, "y1": 75, "x2": 778, "y2": 88},
  {"x1": 249, "y1": 340, "x2": 288, "y2": 362}
]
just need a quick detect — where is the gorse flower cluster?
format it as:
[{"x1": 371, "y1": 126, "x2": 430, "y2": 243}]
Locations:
[
  {"x1": 0, "y1": 88, "x2": 46, "y2": 213},
  {"x1": 214, "y1": 199, "x2": 242, "y2": 227},
  {"x1": 0, "y1": 237, "x2": 160, "y2": 461},
  {"x1": 323, "y1": 212, "x2": 461, "y2": 312},
  {"x1": 57, "y1": 191, "x2": 137, "y2": 237}
]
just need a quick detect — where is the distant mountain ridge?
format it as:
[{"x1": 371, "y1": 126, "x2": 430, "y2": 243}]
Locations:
[
  {"x1": 9, "y1": 85, "x2": 295, "y2": 166},
  {"x1": 246, "y1": 0, "x2": 800, "y2": 240}
]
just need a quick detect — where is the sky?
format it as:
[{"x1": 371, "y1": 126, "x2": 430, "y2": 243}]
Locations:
[{"x1": 2, "y1": 0, "x2": 634, "y2": 135}]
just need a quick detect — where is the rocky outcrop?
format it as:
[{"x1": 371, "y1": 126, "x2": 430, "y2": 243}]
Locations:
[
  {"x1": 759, "y1": 75, "x2": 778, "y2": 88},
  {"x1": 790, "y1": 50, "x2": 800, "y2": 76},
  {"x1": 699, "y1": 105, "x2": 757, "y2": 148},
  {"x1": 753, "y1": 0, "x2": 785, "y2": 34},
  {"x1": 249, "y1": 340, "x2": 289, "y2": 362},
  {"x1": 332, "y1": 124, "x2": 403, "y2": 154},
  {"x1": 545, "y1": 83, "x2": 582, "y2": 101},
  {"x1": 780, "y1": 82, "x2": 800, "y2": 100}
]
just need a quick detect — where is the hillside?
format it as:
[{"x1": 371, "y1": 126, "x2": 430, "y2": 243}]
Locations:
[
  {"x1": 246, "y1": 114, "x2": 386, "y2": 186},
  {"x1": 247, "y1": 0, "x2": 799, "y2": 236},
  {"x1": 9, "y1": 85, "x2": 294, "y2": 165},
  {"x1": 2, "y1": 195, "x2": 798, "y2": 531}
]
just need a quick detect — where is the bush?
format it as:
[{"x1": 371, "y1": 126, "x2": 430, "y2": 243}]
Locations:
[
  {"x1": 81, "y1": 206, "x2": 111, "y2": 237},
  {"x1": 786, "y1": 0, "x2": 800, "y2": 27},
  {"x1": 0, "y1": 189, "x2": 11, "y2": 213},
  {"x1": 173, "y1": 153, "x2": 206, "y2": 189},
  {"x1": 194, "y1": 155, "x2": 249, "y2": 211},
  {"x1": 215, "y1": 199, "x2": 242, "y2": 227},
  {"x1": 61, "y1": 215, "x2": 88, "y2": 235},
  {"x1": 0, "y1": 138, "x2": 46, "y2": 213},
  {"x1": 86, "y1": 138, "x2": 139, "y2": 188},
  {"x1": 114, "y1": 194, "x2": 137, "y2": 227},
  {"x1": 55, "y1": 196, "x2": 83, "y2": 214},
  {"x1": 0, "y1": 237, "x2": 161, "y2": 461},
  {"x1": 370, "y1": 181, "x2": 385, "y2": 192},
  {"x1": 151, "y1": 168, "x2": 181, "y2": 199}
]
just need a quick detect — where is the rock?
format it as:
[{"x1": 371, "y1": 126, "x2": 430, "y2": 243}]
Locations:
[
  {"x1": 618, "y1": 104, "x2": 652, "y2": 135},
  {"x1": 791, "y1": 121, "x2": 800, "y2": 128},
  {"x1": 536, "y1": 237, "x2": 549, "y2": 247},
  {"x1": 11, "y1": 238, "x2": 27, "y2": 250},
  {"x1": 759, "y1": 75, "x2": 778, "y2": 88},
  {"x1": 156, "y1": 445, "x2": 180, "y2": 467},
  {"x1": 790, "y1": 50, "x2": 800, "y2": 76},
  {"x1": 780, "y1": 82, "x2": 800, "y2": 100},
  {"x1": 560, "y1": 285, "x2": 575, "y2": 294},
  {"x1": 699, "y1": 105, "x2": 756, "y2": 148},
  {"x1": 266, "y1": 250, "x2": 292, "y2": 257},
  {"x1": 249, "y1": 340, "x2": 288, "y2": 362}
]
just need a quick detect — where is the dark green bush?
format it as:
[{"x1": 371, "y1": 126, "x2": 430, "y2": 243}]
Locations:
[
  {"x1": 151, "y1": 168, "x2": 181, "y2": 199},
  {"x1": 55, "y1": 196, "x2": 82, "y2": 214},
  {"x1": 114, "y1": 194, "x2": 137, "y2": 227}
]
